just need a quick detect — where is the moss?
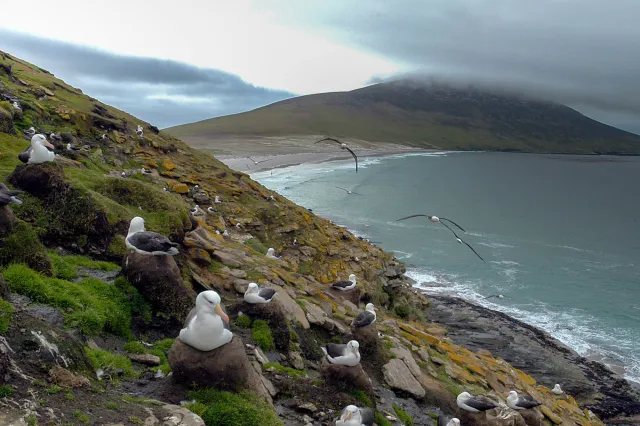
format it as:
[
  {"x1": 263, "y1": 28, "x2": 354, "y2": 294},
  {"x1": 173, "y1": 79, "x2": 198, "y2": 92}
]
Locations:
[
  {"x1": 245, "y1": 270, "x2": 265, "y2": 281},
  {"x1": 73, "y1": 410, "x2": 90, "y2": 424},
  {"x1": 106, "y1": 402, "x2": 118, "y2": 409},
  {"x1": 26, "y1": 414, "x2": 37, "y2": 426},
  {"x1": 45, "y1": 385, "x2": 63, "y2": 394},
  {"x1": 153, "y1": 338, "x2": 175, "y2": 353},
  {"x1": 375, "y1": 411, "x2": 393, "y2": 426},
  {"x1": 114, "y1": 276, "x2": 152, "y2": 325},
  {"x1": 49, "y1": 251, "x2": 119, "y2": 280},
  {"x1": 185, "y1": 401, "x2": 208, "y2": 417},
  {"x1": 0, "y1": 298, "x2": 14, "y2": 334},
  {"x1": 393, "y1": 403, "x2": 414, "y2": 426},
  {"x1": 107, "y1": 235, "x2": 128, "y2": 258},
  {"x1": 235, "y1": 313, "x2": 252, "y2": 328},
  {"x1": 0, "y1": 221, "x2": 51, "y2": 274},
  {"x1": 349, "y1": 390, "x2": 373, "y2": 407},
  {"x1": 189, "y1": 389, "x2": 283, "y2": 426},
  {"x1": 85, "y1": 347, "x2": 138, "y2": 378},
  {"x1": 65, "y1": 390, "x2": 74, "y2": 400},
  {"x1": 244, "y1": 238, "x2": 267, "y2": 254},
  {"x1": 394, "y1": 304, "x2": 410, "y2": 319},
  {"x1": 0, "y1": 385, "x2": 14, "y2": 397},
  {"x1": 124, "y1": 341, "x2": 146, "y2": 354},
  {"x1": 263, "y1": 362, "x2": 305, "y2": 378},
  {"x1": 251, "y1": 320, "x2": 274, "y2": 352}
]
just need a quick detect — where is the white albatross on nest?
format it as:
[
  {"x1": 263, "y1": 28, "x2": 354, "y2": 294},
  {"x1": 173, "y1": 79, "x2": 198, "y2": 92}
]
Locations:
[
  {"x1": 18, "y1": 134, "x2": 55, "y2": 164},
  {"x1": 351, "y1": 303, "x2": 376, "y2": 328},
  {"x1": 507, "y1": 391, "x2": 541, "y2": 410},
  {"x1": 244, "y1": 283, "x2": 277, "y2": 304},
  {"x1": 266, "y1": 248, "x2": 280, "y2": 260},
  {"x1": 322, "y1": 340, "x2": 360, "y2": 366},
  {"x1": 331, "y1": 274, "x2": 357, "y2": 291},
  {"x1": 437, "y1": 416, "x2": 460, "y2": 426},
  {"x1": 179, "y1": 290, "x2": 232, "y2": 351},
  {"x1": 551, "y1": 384, "x2": 564, "y2": 395},
  {"x1": 136, "y1": 125, "x2": 144, "y2": 138},
  {"x1": 126, "y1": 216, "x2": 179, "y2": 256},
  {"x1": 336, "y1": 405, "x2": 374, "y2": 426},
  {"x1": 456, "y1": 391, "x2": 498, "y2": 412}
]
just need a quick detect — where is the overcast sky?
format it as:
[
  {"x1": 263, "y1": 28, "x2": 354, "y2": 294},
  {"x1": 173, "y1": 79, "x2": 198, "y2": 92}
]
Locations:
[{"x1": 0, "y1": 0, "x2": 638, "y2": 133}]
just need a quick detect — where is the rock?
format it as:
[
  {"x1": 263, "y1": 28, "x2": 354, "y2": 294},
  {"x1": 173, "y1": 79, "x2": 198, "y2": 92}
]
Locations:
[
  {"x1": 157, "y1": 404, "x2": 205, "y2": 426},
  {"x1": 254, "y1": 346, "x2": 268, "y2": 365},
  {"x1": 321, "y1": 363, "x2": 373, "y2": 396},
  {"x1": 391, "y1": 345, "x2": 421, "y2": 378},
  {"x1": 417, "y1": 347, "x2": 430, "y2": 362},
  {"x1": 123, "y1": 253, "x2": 195, "y2": 321},
  {"x1": 0, "y1": 206, "x2": 16, "y2": 237},
  {"x1": 212, "y1": 250, "x2": 243, "y2": 267},
  {"x1": 162, "y1": 158, "x2": 176, "y2": 171},
  {"x1": 186, "y1": 248, "x2": 212, "y2": 266},
  {"x1": 192, "y1": 192, "x2": 210, "y2": 204},
  {"x1": 539, "y1": 406, "x2": 563, "y2": 424},
  {"x1": 0, "y1": 274, "x2": 9, "y2": 301},
  {"x1": 48, "y1": 365, "x2": 90, "y2": 388},
  {"x1": 458, "y1": 406, "x2": 526, "y2": 426},
  {"x1": 173, "y1": 183, "x2": 189, "y2": 194},
  {"x1": 518, "y1": 409, "x2": 544, "y2": 426},
  {"x1": 25, "y1": 304, "x2": 64, "y2": 327},
  {"x1": 39, "y1": 86, "x2": 54, "y2": 97},
  {"x1": 382, "y1": 358, "x2": 425, "y2": 399},
  {"x1": 269, "y1": 286, "x2": 309, "y2": 329},
  {"x1": 233, "y1": 279, "x2": 250, "y2": 294},
  {"x1": 305, "y1": 302, "x2": 328, "y2": 326},
  {"x1": 168, "y1": 336, "x2": 271, "y2": 402},
  {"x1": 289, "y1": 351, "x2": 305, "y2": 370},
  {"x1": 130, "y1": 354, "x2": 162, "y2": 366},
  {"x1": 295, "y1": 402, "x2": 318, "y2": 414}
]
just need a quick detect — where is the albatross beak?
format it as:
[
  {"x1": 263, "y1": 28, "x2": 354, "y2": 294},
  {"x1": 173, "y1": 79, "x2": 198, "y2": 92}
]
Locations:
[
  {"x1": 214, "y1": 304, "x2": 229, "y2": 324},
  {"x1": 344, "y1": 412, "x2": 352, "y2": 420},
  {"x1": 45, "y1": 140, "x2": 55, "y2": 149}
]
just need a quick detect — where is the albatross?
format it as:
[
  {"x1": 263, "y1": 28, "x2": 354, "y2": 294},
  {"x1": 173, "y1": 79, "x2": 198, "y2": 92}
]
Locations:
[
  {"x1": 18, "y1": 134, "x2": 55, "y2": 164},
  {"x1": 336, "y1": 405, "x2": 374, "y2": 426},
  {"x1": 0, "y1": 183, "x2": 23, "y2": 206},
  {"x1": 23, "y1": 126, "x2": 36, "y2": 136},
  {"x1": 136, "y1": 125, "x2": 144, "y2": 139},
  {"x1": 437, "y1": 416, "x2": 460, "y2": 426},
  {"x1": 126, "y1": 216, "x2": 179, "y2": 256},
  {"x1": 336, "y1": 186, "x2": 362, "y2": 196},
  {"x1": 314, "y1": 137, "x2": 358, "y2": 172},
  {"x1": 507, "y1": 391, "x2": 541, "y2": 410},
  {"x1": 266, "y1": 248, "x2": 280, "y2": 260},
  {"x1": 247, "y1": 157, "x2": 270, "y2": 166},
  {"x1": 456, "y1": 392, "x2": 498, "y2": 413},
  {"x1": 322, "y1": 340, "x2": 360, "y2": 366},
  {"x1": 179, "y1": 290, "x2": 232, "y2": 351},
  {"x1": 551, "y1": 384, "x2": 564, "y2": 395},
  {"x1": 331, "y1": 274, "x2": 357, "y2": 291},
  {"x1": 351, "y1": 303, "x2": 376, "y2": 328},
  {"x1": 244, "y1": 282, "x2": 277, "y2": 304}
]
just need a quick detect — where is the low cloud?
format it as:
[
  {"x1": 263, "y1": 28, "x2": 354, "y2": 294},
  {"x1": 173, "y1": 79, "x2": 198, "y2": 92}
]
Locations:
[{"x1": 0, "y1": 29, "x2": 295, "y2": 128}]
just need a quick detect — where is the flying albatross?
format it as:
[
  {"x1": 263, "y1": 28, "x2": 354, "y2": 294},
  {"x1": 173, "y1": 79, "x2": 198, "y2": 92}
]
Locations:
[
  {"x1": 351, "y1": 303, "x2": 376, "y2": 328},
  {"x1": 321, "y1": 340, "x2": 360, "y2": 366},
  {"x1": 397, "y1": 214, "x2": 485, "y2": 262},
  {"x1": 336, "y1": 186, "x2": 362, "y2": 196},
  {"x1": 247, "y1": 157, "x2": 270, "y2": 166},
  {"x1": 456, "y1": 392, "x2": 498, "y2": 413},
  {"x1": 507, "y1": 391, "x2": 541, "y2": 410},
  {"x1": 126, "y1": 216, "x2": 179, "y2": 256},
  {"x1": 0, "y1": 183, "x2": 23, "y2": 206},
  {"x1": 330, "y1": 274, "x2": 357, "y2": 291},
  {"x1": 437, "y1": 416, "x2": 460, "y2": 426},
  {"x1": 244, "y1": 282, "x2": 277, "y2": 304},
  {"x1": 18, "y1": 134, "x2": 56, "y2": 164},
  {"x1": 314, "y1": 137, "x2": 358, "y2": 172},
  {"x1": 336, "y1": 405, "x2": 374, "y2": 426}
]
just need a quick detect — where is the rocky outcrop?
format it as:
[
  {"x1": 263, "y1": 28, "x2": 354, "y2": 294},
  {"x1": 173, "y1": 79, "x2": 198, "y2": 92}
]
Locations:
[
  {"x1": 168, "y1": 336, "x2": 272, "y2": 402},
  {"x1": 382, "y1": 358, "x2": 425, "y2": 399},
  {"x1": 458, "y1": 407, "x2": 527, "y2": 426},
  {"x1": 320, "y1": 363, "x2": 373, "y2": 396},
  {"x1": 123, "y1": 253, "x2": 195, "y2": 321}
]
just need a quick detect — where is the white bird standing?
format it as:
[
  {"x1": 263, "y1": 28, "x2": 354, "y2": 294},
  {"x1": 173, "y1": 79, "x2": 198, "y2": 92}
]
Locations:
[
  {"x1": 18, "y1": 134, "x2": 55, "y2": 164},
  {"x1": 507, "y1": 391, "x2": 541, "y2": 410},
  {"x1": 136, "y1": 125, "x2": 144, "y2": 138},
  {"x1": 12, "y1": 101, "x2": 21, "y2": 110},
  {"x1": 331, "y1": 274, "x2": 357, "y2": 291},
  {"x1": 214, "y1": 195, "x2": 222, "y2": 204},
  {"x1": 551, "y1": 384, "x2": 564, "y2": 395},
  {"x1": 222, "y1": 230, "x2": 229, "y2": 237},
  {"x1": 322, "y1": 340, "x2": 360, "y2": 366},
  {"x1": 456, "y1": 392, "x2": 498, "y2": 413},
  {"x1": 336, "y1": 405, "x2": 374, "y2": 426},
  {"x1": 179, "y1": 290, "x2": 232, "y2": 351},
  {"x1": 244, "y1": 283, "x2": 277, "y2": 304},
  {"x1": 125, "y1": 216, "x2": 179, "y2": 256},
  {"x1": 351, "y1": 303, "x2": 376, "y2": 328},
  {"x1": 266, "y1": 248, "x2": 280, "y2": 260}
]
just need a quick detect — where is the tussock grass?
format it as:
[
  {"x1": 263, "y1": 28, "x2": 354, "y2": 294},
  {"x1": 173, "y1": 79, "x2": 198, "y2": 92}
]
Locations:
[{"x1": 189, "y1": 389, "x2": 283, "y2": 426}]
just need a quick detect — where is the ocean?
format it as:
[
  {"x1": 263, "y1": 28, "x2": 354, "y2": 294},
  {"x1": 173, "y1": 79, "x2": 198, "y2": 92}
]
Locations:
[{"x1": 250, "y1": 152, "x2": 640, "y2": 384}]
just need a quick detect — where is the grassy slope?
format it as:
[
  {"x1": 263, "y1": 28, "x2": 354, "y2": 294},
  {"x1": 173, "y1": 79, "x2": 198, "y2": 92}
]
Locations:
[{"x1": 167, "y1": 81, "x2": 640, "y2": 154}]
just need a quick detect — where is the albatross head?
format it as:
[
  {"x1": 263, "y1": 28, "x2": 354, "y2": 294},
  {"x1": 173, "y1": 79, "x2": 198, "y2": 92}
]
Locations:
[
  {"x1": 448, "y1": 419, "x2": 461, "y2": 426},
  {"x1": 267, "y1": 248, "x2": 275, "y2": 256},
  {"x1": 340, "y1": 405, "x2": 359, "y2": 421},
  {"x1": 128, "y1": 216, "x2": 145, "y2": 235},
  {"x1": 507, "y1": 391, "x2": 518, "y2": 401},
  {"x1": 553, "y1": 384, "x2": 562, "y2": 392},
  {"x1": 246, "y1": 283, "x2": 259, "y2": 295},
  {"x1": 457, "y1": 392, "x2": 472, "y2": 403},
  {"x1": 347, "y1": 340, "x2": 360, "y2": 356},
  {"x1": 196, "y1": 290, "x2": 229, "y2": 324},
  {"x1": 32, "y1": 134, "x2": 54, "y2": 150},
  {"x1": 348, "y1": 274, "x2": 356, "y2": 283},
  {"x1": 365, "y1": 303, "x2": 375, "y2": 313}
]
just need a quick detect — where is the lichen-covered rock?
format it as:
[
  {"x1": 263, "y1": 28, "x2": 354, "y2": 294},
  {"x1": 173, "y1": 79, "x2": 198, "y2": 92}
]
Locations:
[
  {"x1": 123, "y1": 253, "x2": 195, "y2": 321},
  {"x1": 168, "y1": 336, "x2": 271, "y2": 402},
  {"x1": 458, "y1": 406, "x2": 527, "y2": 426},
  {"x1": 382, "y1": 358, "x2": 425, "y2": 399}
]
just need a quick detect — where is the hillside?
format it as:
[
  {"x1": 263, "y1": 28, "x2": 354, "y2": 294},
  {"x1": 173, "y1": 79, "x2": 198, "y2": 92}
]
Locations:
[
  {"x1": 168, "y1": 80, "x2": 640, "y2": 155},
  {"x1": 0, "y1": 50, "x2": 632, "y2": 426}
]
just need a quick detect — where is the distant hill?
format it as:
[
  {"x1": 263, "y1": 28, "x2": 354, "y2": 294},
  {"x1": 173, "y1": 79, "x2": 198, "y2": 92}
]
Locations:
[{"x1": 167, "y1": 80, "x2": 640, "y2": 154}]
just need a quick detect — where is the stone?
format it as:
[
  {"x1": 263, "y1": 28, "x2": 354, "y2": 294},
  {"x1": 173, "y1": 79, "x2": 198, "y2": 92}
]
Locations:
[
  {"x1": 173, "y1": 183, "x2": 189, "y2": 194},
  {"x1": 48, "y1": 365, "x2": 90, "y2": 388},
  {"x1": 0, "y1": 206, "x2": 16, "y2": 238},
  {"x1": 193, "y1": 192, "x2": 210, "y2": 204},
  {"x1": 518, "y1": 409, "x2": 544, "y2": 426},
  {"x1": 233, "y1": 279, "x2": 250, "y2": 294},
  {"x1": 130, "y1": 354, "x2": 162, "y2": 366},
  {"x1": 321, "y1": 363, "x2": 373, "y2": 396},
  {"x1": 162, "y1": 158, "x2": 176, "y2": 171},
  {"x1": 271, "y1": 287, "x2": 309, "y2": 329},
  {"x1": 458, "y1": 406, "x2": 526, "y2": 426},
  {"x1": 539, "y1": 406, "x2": 563, "y2": 425},
  {"x1": 158, "y1": 404, "x2": 205, "y2": 426},
  {"x1": 305, "y1": 302, "x2": 328, "y2": 325},
  {"x1": 187, "y1": 248, "x2": 212, "y2": 266},
  {"x1": 212, "y1": 250, "x2": 243, "y2": 267},
  {"x1": 382, "y1": 358, "x2": 425, "y2": 399},
  {"x1": 289, "y1": 351, "x2": 305, "y2": 370},
  {"x1": 25, "y1": 304, "x2": 64, "y2": 327},
  {"x1": 391, "y1": 345, "x2": 422, "y2": 378},
  {"x1": 39, "y1": 86, "x2": 55, "y2": 97},
  {"x1": 295, "y1": 402, "x2": 317, "y2": 414},
  {"x1": 417, "y1": 347, "x2": 430, "y2": 362},
  {"x1": 254, "y1": 347, "x2": 268, "y2": 365},
  {"x1": 168, "y1": 336, "x2": 271, "y2": 402},
  {"x1": 123, "y1": 253, "x2": 195, "y2": 321}
]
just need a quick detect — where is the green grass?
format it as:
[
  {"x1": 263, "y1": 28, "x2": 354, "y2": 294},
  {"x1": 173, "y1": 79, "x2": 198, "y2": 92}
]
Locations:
[
  {"x1": 0, "y1": 220, "x2": 50, "y2": 273},
  {"x1": 189, "y1": 389, "x2": 283, "y2": 426},
  {"x1": 0, "y1": 385, "x2": 15, "y2": 397},
  {"x1": 263, "y1": 362, "x2": 305, "y2": 378},
  {"x1": 374, "y1": 411, "x2": 393, "y2": 426},
  {"x1": 45, "y1": 385, "x2": 62, "y2": 394},
  {"x1": 85, "y1": 347, "x2": 138, "y2": 378},
  {"x1": 73, "y1": 410, "x2": 89, "y2": 424},
  {"x1": 124, "y1": 341, "x2": 146, "y2": 354},
  {"x1": 235, "y1": 313, "x2": 252, "y2": 328},
  {"x1": 106, "y1": 402, "x2": 118, "y2": 410},
  {"x1": 244, "y1": 238, "x2": 267, "y2": 254},
  {"x1": 26, "y1": 414, "x2": 37, "y2": 426},
  {"x1": 393, "y1": 403, "x2": 414, "y2": 426},
  {"x1": 251, "y1": 320, "x2": 274, "y2": 352},
  {"x1": 349, "y1": 390, "x2": 372, "y2": 407},
  {"x1": 49, "y1": 251, "x2": 119, "y2": 281},
  {"x1": 65, "y1": 390, "x2": 74, "y2": 401},
  {"x1": 0, "y1": 298, "x2": 14, "y2": 334},
  {"x1": 185, "y1": 401, "x2": 208, "y2": 417},
  {"x1": 3, "y1": 264, "x2": 134, "y2": 336}
]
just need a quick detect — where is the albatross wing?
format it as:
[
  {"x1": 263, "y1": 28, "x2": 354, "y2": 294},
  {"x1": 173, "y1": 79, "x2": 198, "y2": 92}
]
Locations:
[
  {"x1": 127, "y1": 231, "x2": 179, "y2": 255},
  {"x1": 258, "y1": 288, "x2": 277, "y2": 301},
  {"x1": 351, "y1": 311, "x2": 375, "y2": 327}
]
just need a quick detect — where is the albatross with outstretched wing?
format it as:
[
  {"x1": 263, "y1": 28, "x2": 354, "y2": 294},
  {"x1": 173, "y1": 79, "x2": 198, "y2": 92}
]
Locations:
[{"x1": 314, "y1": 137, "x2": 358, "y2": 172}]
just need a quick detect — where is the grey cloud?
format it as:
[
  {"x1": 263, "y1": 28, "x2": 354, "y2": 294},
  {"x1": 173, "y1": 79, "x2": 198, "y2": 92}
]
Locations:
[
  {"x1": 277, "y1": 0, "x2": 640, "y2": 133},
  {"x1": 0, "y1": 29, "x2": 295, "y2": 128}
]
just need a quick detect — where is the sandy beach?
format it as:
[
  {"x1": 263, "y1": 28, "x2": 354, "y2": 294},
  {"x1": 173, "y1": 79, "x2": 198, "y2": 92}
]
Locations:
[{"x1": 201, "y1": 135, "x2": 431, "y2": 172}]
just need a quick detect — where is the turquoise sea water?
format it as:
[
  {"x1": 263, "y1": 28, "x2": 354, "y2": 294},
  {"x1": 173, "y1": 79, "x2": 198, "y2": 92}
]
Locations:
[{"x1": 251, "y1": 152, "x2": 640, "y2": 383}]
